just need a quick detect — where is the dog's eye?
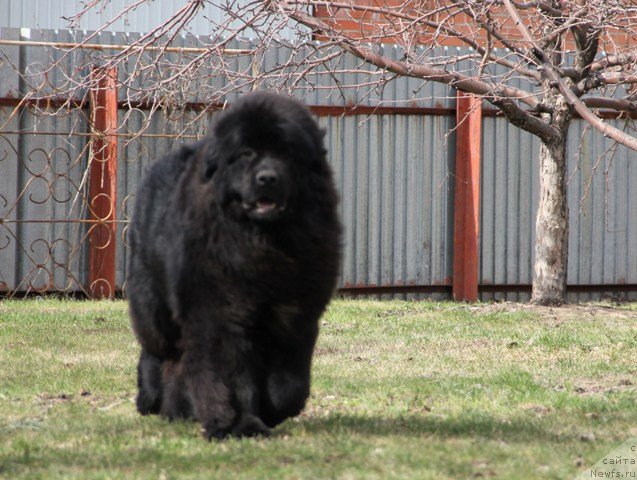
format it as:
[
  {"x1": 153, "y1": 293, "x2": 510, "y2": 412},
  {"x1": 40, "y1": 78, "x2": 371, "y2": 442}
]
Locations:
[
  {"x1": 229, "y1": 149, "x2": 256, "y2": 165},
  {"x1": 204, "y1": 164, "x2": 217, "y2": 180}
]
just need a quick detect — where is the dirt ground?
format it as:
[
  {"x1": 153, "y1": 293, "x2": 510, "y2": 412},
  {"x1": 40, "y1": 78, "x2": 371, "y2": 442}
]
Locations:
[{"x1": 466, "y1": 301, "x2": 637, "y2": 321}]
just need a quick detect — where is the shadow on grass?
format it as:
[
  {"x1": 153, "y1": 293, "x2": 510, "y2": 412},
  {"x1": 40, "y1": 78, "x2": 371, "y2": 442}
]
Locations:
[
  {"x1": 296, "y1": 412, "x2": 567, "y2": 442},
  {"x1": 0, "y1": 412, "x2": 572, "y2": 477}
]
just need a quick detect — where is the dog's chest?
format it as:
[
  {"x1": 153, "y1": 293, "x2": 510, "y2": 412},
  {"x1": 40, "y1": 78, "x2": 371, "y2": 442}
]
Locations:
[{"x1": 266, "y1": 302, "x2": 301, "y2": 337}]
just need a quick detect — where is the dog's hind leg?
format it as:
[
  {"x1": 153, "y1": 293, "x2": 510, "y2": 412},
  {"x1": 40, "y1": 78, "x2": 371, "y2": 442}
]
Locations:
[
  {"x1": 160, "y1": 358, "x2": 194, "y2": 420},
  {"x1": 136, "y1": 349, "x2": 163, "y2": 415}
]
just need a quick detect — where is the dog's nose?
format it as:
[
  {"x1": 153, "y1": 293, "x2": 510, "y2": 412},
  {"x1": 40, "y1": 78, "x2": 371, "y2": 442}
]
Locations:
[{"x1": 256, "y1": 170, "x2": 278, "y2": 187}]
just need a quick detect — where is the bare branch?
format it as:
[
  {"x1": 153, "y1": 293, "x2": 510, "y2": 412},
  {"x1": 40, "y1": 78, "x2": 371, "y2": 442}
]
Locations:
[
  {"x1": 582, "y1": 97, "x2": 637, "y2": 112},
  {"x1": 6, "y1": 0, "x2": 637, "y2": 149},
  {"x1": 590, "y1": 51, "x2": 637, "y2": 73},
  {"x1": 503, "y1": 0, "x2": 637, "y2": 149}
]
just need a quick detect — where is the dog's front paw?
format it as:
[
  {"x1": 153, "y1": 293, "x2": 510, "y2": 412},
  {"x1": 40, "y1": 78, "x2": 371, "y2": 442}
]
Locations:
[
  {"x1": 136, "y1": 392, "x2": 161, "y2": 416},
  {"x1": 202, "y1": 418, "x2": 234, "y2": 441},
  {"x1": 232, "y1": 414, "x2": 271, "y2": 438}
]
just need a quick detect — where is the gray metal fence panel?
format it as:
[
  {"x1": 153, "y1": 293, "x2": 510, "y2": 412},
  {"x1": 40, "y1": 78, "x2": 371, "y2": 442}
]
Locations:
[
  {"x1": 566, "y1": 118, "x2": 637, "y2": 300},
  {"x1": 2, "y1": 1, "x2": 227, "y2": 35},
  {"x1": 322, "y1": 113, "x2": 455, "y2": 293},
  {"x1": 2, "y1": 1, "x2": 301, "y2": 45},
  {"x1": 1, "y1": 106, "x2": 89, "y2": 292},
  {"x1": 1, "y1": 28, "x2": 636, "y2": 299},
  {"x1": 0, "y1": 107, "x2": 20, "y2": 292},
  {"x1": 479, "y1": 116, "x2": 540, "y2": 301},
  {"x1": 479, "y1": 115, "x2": 637, "y2": 301}
]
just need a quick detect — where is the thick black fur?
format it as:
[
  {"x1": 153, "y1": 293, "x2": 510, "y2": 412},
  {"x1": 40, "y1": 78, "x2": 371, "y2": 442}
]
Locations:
[{"x1": 127, "y1": 92, "x2": 342, "y2": 440}]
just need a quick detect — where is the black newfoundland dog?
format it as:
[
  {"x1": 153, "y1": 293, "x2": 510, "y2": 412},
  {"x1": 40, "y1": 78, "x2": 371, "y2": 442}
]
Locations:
[{"x1": 126, "y1": 92, "x2": 341, "y2": 440}]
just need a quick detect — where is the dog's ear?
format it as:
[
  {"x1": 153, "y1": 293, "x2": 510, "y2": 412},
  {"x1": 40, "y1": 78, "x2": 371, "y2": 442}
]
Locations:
[
  {"x1": 311, "y1": 126, "x2": 327, "y2": 156},
  {"x1": 316, "y1": 128, "x2": 328, "y2": 161},
  {"x1": 178, "y1": 143, "x2": 197, "y2": 163},
  {"x1": 204, "y1": 158, "x2": 218, "y2": 180},
  {"x1": 195, "y1": 139, "x2": 218, "y2": 181}
]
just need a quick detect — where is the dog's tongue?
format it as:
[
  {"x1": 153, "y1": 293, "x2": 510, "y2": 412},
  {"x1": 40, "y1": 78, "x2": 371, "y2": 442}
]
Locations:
[{"x1": 256, "y1": 200, "x2": 276, "y2": 213}]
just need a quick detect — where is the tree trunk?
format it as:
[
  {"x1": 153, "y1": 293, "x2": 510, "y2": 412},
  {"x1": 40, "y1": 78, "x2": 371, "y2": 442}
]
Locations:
[{"x1": 531, "y1": 134, "x2": 569, "y2": 305}]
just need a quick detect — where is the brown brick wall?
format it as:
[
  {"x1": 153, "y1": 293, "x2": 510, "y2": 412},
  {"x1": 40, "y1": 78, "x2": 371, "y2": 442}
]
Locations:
[{"x1": 313, "y1": 1, "x2": 637, "y2": 50}]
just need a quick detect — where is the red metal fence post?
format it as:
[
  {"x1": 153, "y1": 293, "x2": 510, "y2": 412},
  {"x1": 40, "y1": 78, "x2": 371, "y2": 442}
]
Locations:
[
  {"x1": 453, "y1": 91, "x2": 482, "y2": 302},
  {"x1": 88, "y1": 66, "x2": 118, "y2": 299}
]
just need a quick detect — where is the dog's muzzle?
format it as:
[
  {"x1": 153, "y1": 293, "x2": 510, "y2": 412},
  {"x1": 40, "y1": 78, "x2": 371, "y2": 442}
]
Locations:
[{"x1": 242, "y1": 159, "x2": 289, "y2": 220}]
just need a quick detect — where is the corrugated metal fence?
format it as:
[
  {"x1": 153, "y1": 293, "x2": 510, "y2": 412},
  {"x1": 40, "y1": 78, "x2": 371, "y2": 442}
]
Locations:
[
  {"x1": 0, "y1": 28, "x2": 635, "y2": 301},
  {"x1": 480, "y1": 117, "x2": 637, "y2": 301},
  {"x1": 1, "y1": 0, "x2": 269, "y2": 38}
]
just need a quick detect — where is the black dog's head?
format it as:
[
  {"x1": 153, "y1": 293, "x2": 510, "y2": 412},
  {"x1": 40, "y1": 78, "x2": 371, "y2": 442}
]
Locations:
[{"x1": 201, "y1": 92, "x2": 327, "y2": 223}]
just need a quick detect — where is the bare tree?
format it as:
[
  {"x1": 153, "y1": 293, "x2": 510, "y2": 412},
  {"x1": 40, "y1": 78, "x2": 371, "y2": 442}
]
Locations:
[{"x1": 45, "y1": 0, "x2": 637, "y2": 304}]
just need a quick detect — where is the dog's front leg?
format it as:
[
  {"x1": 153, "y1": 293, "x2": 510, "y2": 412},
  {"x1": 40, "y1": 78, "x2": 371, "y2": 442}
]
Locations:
[
  {"x1": 180, "y1": 324, "x2": 236, "y2": 440},
  {"x1": 230, "y1": 337, "x2": 271, "y2": 438}
]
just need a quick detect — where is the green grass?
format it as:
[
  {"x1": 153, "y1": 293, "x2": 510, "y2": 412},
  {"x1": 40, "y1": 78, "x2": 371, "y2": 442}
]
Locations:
[{"x1": 1, "y1": 299, "x2": 636, "y2": 479}]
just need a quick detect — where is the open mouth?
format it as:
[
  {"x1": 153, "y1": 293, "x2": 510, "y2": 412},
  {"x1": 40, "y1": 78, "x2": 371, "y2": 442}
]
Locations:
[
  {"x1": 242, "y1": 198, "x2": 287, "y2": 217},
  {"x1": 255, "y1": 199, "x2": 279, "y2": 214}
]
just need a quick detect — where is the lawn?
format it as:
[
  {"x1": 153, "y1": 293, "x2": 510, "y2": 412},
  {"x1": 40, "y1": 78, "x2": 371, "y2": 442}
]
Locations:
[{"x1": 0, "y1": 299, "x2": 636, "y2": 479}]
